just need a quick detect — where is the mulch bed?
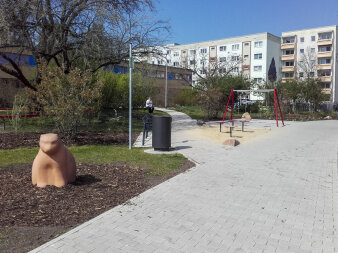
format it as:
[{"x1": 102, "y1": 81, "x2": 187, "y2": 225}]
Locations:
[
  {"x1": 0, "y1": 131, "x2": 139, "y2": 149},
  {"x1": 0, "y1": 160, "x2": 195, "y2": 253}
]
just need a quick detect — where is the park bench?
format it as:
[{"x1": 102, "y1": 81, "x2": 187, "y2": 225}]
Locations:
[
  {"x1": 0, "y1": 114, "x2": 40, "y2": 130},
  {"x1": 142, "y1": 114, "x2": 152, "y2": 145},
  {"x1": 216, "y1": 119, "x2": 249, "y2": 133}
]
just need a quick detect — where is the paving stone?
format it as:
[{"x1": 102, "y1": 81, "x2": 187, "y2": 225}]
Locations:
[{"x1": 30, "y1": 110, "x2": 338, "y2": 252}]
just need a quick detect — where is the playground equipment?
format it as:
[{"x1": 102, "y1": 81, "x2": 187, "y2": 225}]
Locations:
[{"x1": 222, "y1": 88, "x2": 284, "y2": 127}]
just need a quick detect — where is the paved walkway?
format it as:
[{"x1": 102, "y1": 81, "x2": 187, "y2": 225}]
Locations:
[{"x1": 31, "y1": 110, "x2": 338, "y2": 253}]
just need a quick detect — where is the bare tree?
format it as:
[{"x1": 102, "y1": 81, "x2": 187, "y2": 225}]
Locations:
[
  {"x1": 297, "y1": 47, "x2": 317, "y2": 81},
  {"x1": 0, "y1": 0, "x2": 169, "y2": 90}
]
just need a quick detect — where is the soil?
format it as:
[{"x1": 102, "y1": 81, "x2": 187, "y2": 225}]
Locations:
[
  {"x1": 0, "y1": 160, "x2": 195, "y2": 253},
  {"x1": 0, "y1": 131, "x2": 139, "y2": 150}
]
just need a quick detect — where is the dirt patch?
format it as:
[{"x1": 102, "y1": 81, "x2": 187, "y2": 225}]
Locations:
[
  {"x1": 0, "y1": 131, "x2": 139, "y2": 150},
  {"x1": 0, "y1": 160, "x2": 194, "y2": 253},
  {"x1": 185, "y1": 125, "x2": 272, "y2": 145}
]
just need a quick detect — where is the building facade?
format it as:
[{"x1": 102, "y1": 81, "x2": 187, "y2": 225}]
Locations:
[
  {"x1": 144, "y1": 33, "x2": 281, "y2": 100},
  {"x1": 0, "y1": 48, "x2": 36, "y2": 107},
  {"x1": 281, "y1": 25, "x2": 338, "y2": 102}
]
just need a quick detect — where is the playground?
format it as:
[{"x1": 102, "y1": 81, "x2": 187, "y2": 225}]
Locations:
[{"x1": 186, "y1": 124, "x2": 273, "y2": 146}]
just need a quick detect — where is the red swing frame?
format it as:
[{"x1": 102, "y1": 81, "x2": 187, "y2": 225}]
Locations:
[{"x1": 222, "y1": 88, "x2": 284, "y2": 127}]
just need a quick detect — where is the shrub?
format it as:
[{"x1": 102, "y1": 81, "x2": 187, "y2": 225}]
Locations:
[
  {"x1": 174, "y1": 88, "x2": 199, "y2": 106},
  {"x1": 31, "y1": 64, "x2": 103, "y2": 140},
  {"x1": 100, "y1": 71, "x2": 156, "y2": 109}
]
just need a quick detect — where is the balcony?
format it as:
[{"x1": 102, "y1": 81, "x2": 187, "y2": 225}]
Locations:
[
  {"x1": 281, "y1": 43, "x2": 296, "y2": 49},
  {"x1": 317, "y1": 39, "x2": 333, "y2": 46},
  {"x1": 317, "y1": 64, "x2": 332, "y2": 70},
  {"x1": 281, "y1": 77, "x2": 294, "y2": 83},
  {"x1": 317, "y1": 51, "x2": 332, "y2": 58},
  {"x1": 281, "y1": 66, "x2": 295, "y2": 72},
  {"x1": 322, "y1": 88, "x2": 331, "y2": 95},
  {"x1": 318, "y1": 76, "x2": 332, "y2": 82},
  {"x1": 281, "y1": 54, "x2": 295, "y2": 61}
]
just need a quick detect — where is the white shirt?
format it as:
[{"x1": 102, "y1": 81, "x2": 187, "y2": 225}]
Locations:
[{"x1": 146, "y1": 99, "x2": 152, "y2": 108}]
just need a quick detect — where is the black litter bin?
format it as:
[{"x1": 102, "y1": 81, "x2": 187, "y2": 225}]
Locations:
[{"x1": 152, "y1": 115, "x2": 172, "y2": 151}]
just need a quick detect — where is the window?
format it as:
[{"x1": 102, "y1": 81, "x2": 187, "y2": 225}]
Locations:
[
  {"x1": 200, "y1": 59, "x2": 205, "y2": 65},
  {"x1": 173, "y1": 62, "x2": 179, "y2": 67},
  {"x1": 166, "y1": 50, "x2": 171, "y2": 54},
  {"x1": 311, "y1": 36, "x2": 315, "y2": 42},
  {"x1": 219, "y1": 57, "x2": 226, "y2": 62},
  {"x1": 254, "y1": 78, "x2": 263, "y2": 83},
  {"x1": 319, "y1": 46, "x2": 331, "y2": 52},
  {"x1": 200, "y1": 48, "x2": 207, "y2": 54},
  {"x1": 158, "y1": 60, "x2": 163, "y2": 65},
  {"x1": 182, "y1": 50, "x2": 187, "y2": 54},
  {"x1": 318, "y1": 58, "x2": 331, "y2": 64},
  {"x1": 0, "y1": 53, "x2": 30, "y2": 65},
  {"x1": 254, "y1": 65, "x2": 262, "y2": 71},
  {"x1": 283, "y1": 72, "x2": 294, "y2": 78},
  {"x1": 254, "y1": 41, "x2": 263, "y2": 48},
  {"x1": 232, "y1": 44, "x2": 239, "y2": 50},
  {"x1": 311, "y1": 48, "x2": 315, "y2": 53},
  {"x1": 319, "y1": 33, "x2": 332, "y2": 40},
  {"x1": 173, "y1": 52, "x2": 179, "y2": 57},
  {"x1": 318, "y1": 70, "x2": 331, "y2": 76},
  {"x1": 310, "y1": 72, "x2": 315, "y2": 77},
  {"x1": 283, "y1": 37, "x2": 295, "y2": 43},
  {"x1": 189, "y1": 60, "x2": 195, "y2": 65},
  {"x1": 244, "y1": 55, "x2": 249, "y2": 58},
  {"x1": 320, "y1": 83, "x2": 331, "y2": 89},
  {"x1": 231, "y1": 56, "x2": 240, "y2": 61},
  {"x1": 190, "y1": 49, "x2": 196, "y2": 55},
  {"x1": 300, "y1": 37, "x2": 304, "y2": 42},
  {"x1": 254, "y1": 53, "x2": 262, "y2": 60},
  {"x1": 243, "y1": 66, "x2": 249, "y2": 70},
  {"x1": 219, "y1": 46, "x2": 226, "y2": 51},
  {"x1": 167, "y1": 59, "x2": 171, "y2": 64},
  {"x1": 299, "y1": 72, "x2": 304, "y2": 77},
  {"x1": 300, "y1": 49, "x2": 304, "y2": 54},
  {"x1": 284, "y1": 61, "x2": 294, "y2": 66},
  {"x1": 219, "y1": 68, "x2": 226, "y2": 73},
  {"x1": 232, "y1": 67, "x2": 239, "y2": 72},
  {"x1": 244, "y1": 42, "x2": 249, "y2": 46},
  {"x1": 200, "y1": 69, "x2": 206, "y2": 74},
  {"x1": 283, "y1": 49, "x2": 294, "y2": 55},
  {"x1": 210, "y1": 47, "x2": 215, "y2": 51}
]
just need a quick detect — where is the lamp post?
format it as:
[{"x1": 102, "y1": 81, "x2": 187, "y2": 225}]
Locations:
[
  {"x1": 129, "y1": 43, "x2": 133, "y2": 150},
  {"x1": 165, "y1": 56, "x2": 168, "y2": 108}
]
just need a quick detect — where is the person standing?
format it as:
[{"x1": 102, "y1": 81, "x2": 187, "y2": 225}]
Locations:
[{"x1": 146, "y1": 97, "x2": 154, "y2": 113}]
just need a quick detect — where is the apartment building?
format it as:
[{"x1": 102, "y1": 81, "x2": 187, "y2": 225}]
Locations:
[
  {"x1": 281, "y1": 25, "x2": 338, "y2": 102},
  {"x1": 144, "y1": 33, "x2": 281, "y2": 100}
]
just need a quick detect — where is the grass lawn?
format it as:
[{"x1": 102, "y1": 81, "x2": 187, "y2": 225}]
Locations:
[
  {"x1": 0, "y1": 145, "x2": 187, "y2": 176},
  {"x1": 169, "y1": 105, "x2": 207, "y2": 120}
]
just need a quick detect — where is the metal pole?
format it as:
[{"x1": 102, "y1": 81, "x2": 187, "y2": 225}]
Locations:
[
  {"x1": 165, "y1": 57, "x2": 168, "y2": 108},
  {"x1": 129, "y1": 43, "x2": 132, "y2": 149}
]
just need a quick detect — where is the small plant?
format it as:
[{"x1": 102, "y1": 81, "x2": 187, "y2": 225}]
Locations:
[{"x1": 8, "y1": 93, "x2": 28, "y2": 132}]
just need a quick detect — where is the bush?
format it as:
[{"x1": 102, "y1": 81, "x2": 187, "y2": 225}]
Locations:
[
  {"x1": 174, "y1": 88, "x2": 199, "y2": 106},
  {"x1": 100, "y1": 71, "x2": 156, "y2": 109},
  {"x1": 30, "y1": 64, "x2": 103, "y2": 140}
]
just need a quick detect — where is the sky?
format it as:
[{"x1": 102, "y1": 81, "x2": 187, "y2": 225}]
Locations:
[{"x1": 153, "y1": 0, "x2": 338, "y2": 45}]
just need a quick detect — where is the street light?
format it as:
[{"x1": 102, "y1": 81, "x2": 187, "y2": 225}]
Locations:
[{"x1": 165, "y1": 55, "x2": 168, "y2": 108}]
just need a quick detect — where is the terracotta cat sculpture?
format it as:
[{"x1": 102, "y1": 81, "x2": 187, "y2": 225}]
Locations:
[{"x1": 32, "y1": 133, "x2": 76, "y2": 187}]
